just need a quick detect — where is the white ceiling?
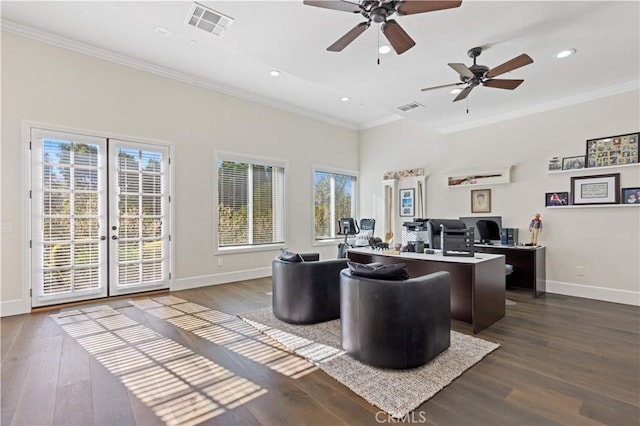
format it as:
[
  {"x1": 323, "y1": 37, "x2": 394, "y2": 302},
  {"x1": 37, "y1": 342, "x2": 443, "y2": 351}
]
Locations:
[{"x1": 2, "y1": 1, "x2": 639, "y2": 132}]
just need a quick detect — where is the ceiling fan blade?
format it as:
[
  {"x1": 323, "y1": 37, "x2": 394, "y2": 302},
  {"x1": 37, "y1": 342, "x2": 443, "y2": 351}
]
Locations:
[
  {"x1": 327, "y1": 22, "x2": 369, "y2": 52},
  {"x1": 303, "y1": 0, "x2": 361, "y2": 13},
  {"x1": 448, "y1": 63, "x2": 474, "y2": 79},
  {"x1": 486, "y1": 54, "x2": 533, "y2": 78},
  {"x1": 397, "y1": 0, "x2": 463, "y2": 15},
  {"x1": 483, "y1": 79, "x2": 524, "y2": 90},
  {"x1": 453, "y1": 86, "x2": 473, "y2": 102},
  {"x1": 381, "y1": 20, "x2": 416, "y2": 55},
  {"x1": 421, "y1": 82, "x2": 462, "y2": 92}
]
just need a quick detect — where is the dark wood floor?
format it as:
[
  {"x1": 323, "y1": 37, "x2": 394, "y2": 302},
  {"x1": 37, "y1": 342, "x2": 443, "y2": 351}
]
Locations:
[{"x1": 1, "y1": 278, "x2": 639, "y2": 425}]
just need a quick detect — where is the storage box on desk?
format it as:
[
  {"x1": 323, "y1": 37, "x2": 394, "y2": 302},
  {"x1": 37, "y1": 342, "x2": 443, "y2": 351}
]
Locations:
[{"x1": 501, "y1": 228, "x2": 519, "y2": 245}]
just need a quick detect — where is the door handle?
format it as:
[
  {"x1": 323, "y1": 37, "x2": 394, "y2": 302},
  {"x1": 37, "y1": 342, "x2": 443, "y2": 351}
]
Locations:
[
  {"x1": 112, "y1": 235, "x2": 118, "y2": 240},
  {"x1": 100, "y1": 236, "x2": 107, "y2": 241}
]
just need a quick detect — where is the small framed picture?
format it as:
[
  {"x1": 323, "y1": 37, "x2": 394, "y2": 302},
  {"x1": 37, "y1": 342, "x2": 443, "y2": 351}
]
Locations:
[
  {"x1": 545, "y1": 192, "x2": 569, "y2": 207},
  {"x1": 471, "y1": 189, "x2": 491, "y2": 213},
  {"x1": 622, "y1": 187, "x2": 640, "y2": 204},
  {"x1": 399, "y1": 188, "x2": 415, "y2": 217},
  {"x1": 562, "y1": 155, "x2": 585, "y2": 170},
  {"x1": 548, "y1": 157, "x2": 562, "y2": 171}
]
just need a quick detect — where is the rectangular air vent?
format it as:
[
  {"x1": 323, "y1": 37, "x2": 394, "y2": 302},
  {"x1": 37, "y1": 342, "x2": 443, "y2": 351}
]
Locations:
[
  {"x1": 397, "y1": 102, "x2": 424, "y2": 112},
  {"x1": 186, "y1": 2, "x2": 234, "y2": 37}
]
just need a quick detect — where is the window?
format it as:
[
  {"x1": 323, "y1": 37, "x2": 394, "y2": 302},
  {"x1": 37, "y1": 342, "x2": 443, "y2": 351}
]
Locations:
[
  {"x1": 314, "y1": 169, "x2": 357, "y2": 240},
  {"x1": 217, "y1": 154, "x2": 285, "y2": 249}
]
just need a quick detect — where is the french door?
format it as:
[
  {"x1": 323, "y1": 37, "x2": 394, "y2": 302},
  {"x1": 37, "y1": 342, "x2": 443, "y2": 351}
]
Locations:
[
  {"x1": 108, "y1": 140, "x2": 170, "y2": 296},
  {"x1": 31, "y1": 129, "x2": 171, "y2": 307}
]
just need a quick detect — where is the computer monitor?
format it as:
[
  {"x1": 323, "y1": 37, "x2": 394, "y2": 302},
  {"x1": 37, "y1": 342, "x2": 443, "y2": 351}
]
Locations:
[
  {"x1": 427, "y1": 219, "x2": 467, "y2": 250},
  {"x1": 459, "y1": 216, "x2": 503, "y2": 244}
]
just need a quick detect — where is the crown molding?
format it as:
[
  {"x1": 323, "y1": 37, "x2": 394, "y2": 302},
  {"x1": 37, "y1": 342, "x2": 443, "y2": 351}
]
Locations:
[
  {"x1": 1, "y1": 20, "x2": 359, "y2": 131},
  {"x1": 3, "y1": 19, "x2": 637, "y2": 136},
  {"x1": 359, "y1": 114, "x2": 403, "y2": 131},
  {"x1": 437, "y1": 80, "x2": 640, "y2": 134}
]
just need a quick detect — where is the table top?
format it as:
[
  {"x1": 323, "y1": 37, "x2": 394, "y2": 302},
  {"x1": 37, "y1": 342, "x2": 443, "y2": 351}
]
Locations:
[
  {"x1": 348, "y1": 247, "x2": 504, "y2": 265},
  {"x1": 475, "y1": 244, "x2": 545, "y2": 251}
]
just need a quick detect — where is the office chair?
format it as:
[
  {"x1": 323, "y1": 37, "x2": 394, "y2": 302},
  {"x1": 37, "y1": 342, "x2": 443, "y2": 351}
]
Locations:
[
  {"x1": 354, "y1": 218, "x2": 376, "y2": 247},
  {"x1": 476, "y1": 219, "x2": 501, "y2": 243}
]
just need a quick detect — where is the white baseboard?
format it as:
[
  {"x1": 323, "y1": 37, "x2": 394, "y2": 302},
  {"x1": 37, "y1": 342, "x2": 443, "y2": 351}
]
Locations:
[
  {"x1": 0, "y1": 298, "x2": 30, "y2": 317},
  {"x1": 172, "y1": 267, "x2": 272, "y2": 292},
  {"x1": 546, "y1": 280, "x2": 640, "y2": 306}
]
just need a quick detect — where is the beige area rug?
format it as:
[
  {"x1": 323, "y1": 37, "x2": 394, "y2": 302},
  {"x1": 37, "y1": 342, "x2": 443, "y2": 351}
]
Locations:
[{"x1": 238, "y1": 308, "x2": 500, "y2": 419}]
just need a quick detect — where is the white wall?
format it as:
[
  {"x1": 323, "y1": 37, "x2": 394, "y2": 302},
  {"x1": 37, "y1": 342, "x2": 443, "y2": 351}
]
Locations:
[
  {"x1": 360, "y1": 91, "x2": 640, "y2": 305},
  {"x1": 2, "y1": 31, "x2": 638, "y2": 315},
  {"x1": 1, "y1": 33, "x2": 358, "y2": 315}
]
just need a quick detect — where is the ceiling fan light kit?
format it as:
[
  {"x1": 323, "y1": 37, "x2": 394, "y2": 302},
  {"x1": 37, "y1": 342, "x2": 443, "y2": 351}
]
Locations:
[
  {"x1": 556, "y1": 48, "x2": 577, "y2": 59},
  {"x1": 303, "y1": 0, "x2": 462, "y2": 55}
]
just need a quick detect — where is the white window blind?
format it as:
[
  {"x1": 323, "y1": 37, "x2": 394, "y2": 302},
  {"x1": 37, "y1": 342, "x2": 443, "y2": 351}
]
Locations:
[
  {"x1": 314, "y1": 170, "x2": 356, "y2": 240},
  {"x1": 217, "y1": 156, "x2": 285, "y2": 248}
]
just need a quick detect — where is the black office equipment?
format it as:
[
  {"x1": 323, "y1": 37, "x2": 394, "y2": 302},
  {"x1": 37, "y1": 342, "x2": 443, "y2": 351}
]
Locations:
[
  {"x1": 426, "y1": 219, "x2": 467, "y2": 250},
  {"x1": 441, "y1": 225, "x2": 475, "y2": 257},
  {"x1": 337, "y1": 218, "x2": 359, "y2": 258}
]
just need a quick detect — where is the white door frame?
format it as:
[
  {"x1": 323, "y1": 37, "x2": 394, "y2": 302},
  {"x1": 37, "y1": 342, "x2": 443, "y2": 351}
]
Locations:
[{"x1": 23, "y1": 121, "x2": 175, "y2": 309}]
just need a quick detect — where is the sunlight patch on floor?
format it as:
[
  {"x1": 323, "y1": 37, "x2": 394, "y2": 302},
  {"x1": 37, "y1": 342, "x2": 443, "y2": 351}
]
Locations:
[
  {"x1": 51, "y1": 304, "x2": 268, "y2": 425},
  {"x1": 130, "y1": 298, "x2": 319, "y2": 379}
]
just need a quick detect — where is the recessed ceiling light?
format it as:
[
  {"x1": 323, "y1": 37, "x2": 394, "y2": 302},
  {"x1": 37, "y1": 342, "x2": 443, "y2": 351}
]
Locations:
[
  {"x1": 341, "y1": 97, "x2": 350, "y2": 102},
  {"x1": 378, "y1": 44, "x2": 391, "y2": 54},
  {"x1": 451, "y1": 88, "x2": 462, "y2": 94},
  {"x1": 155, "y1": 26, "x2": 172, "y2": 37},
  {"x1": 269, "y1": 70, "x2": 281, "y2": 77},
  {"x1": 189, "y1": 39, "x2": 198, "y2": 45},
  {"x1": 556, "y1": 49, "x2": 576, "y2": 59}
]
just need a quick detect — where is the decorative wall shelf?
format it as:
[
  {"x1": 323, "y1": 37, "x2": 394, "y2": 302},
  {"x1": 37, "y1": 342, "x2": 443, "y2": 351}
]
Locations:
[
  {"x1": 547, "y1": 162, "x2": 639, "y2": 175},
  {"x1": 546, "y1": 204, "x2": 639, "y2": 209},
  {"x1": 447, "y1": 166, "x2": 512, "y2": 188}
]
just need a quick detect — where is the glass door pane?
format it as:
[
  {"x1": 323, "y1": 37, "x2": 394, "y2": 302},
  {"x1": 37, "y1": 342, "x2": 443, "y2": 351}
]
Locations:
[
  {"x1": 31, "y1": 129, "x2": 108, "y2": 307},
  {"x1": 109, "y1": 140, "x2": 170, "y2": 295}
]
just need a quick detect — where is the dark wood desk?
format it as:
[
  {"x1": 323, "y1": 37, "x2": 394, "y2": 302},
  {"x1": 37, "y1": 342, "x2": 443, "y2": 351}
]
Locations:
[
  {"x1": 474, "y1": 245, "x2": 546, "y2": 297},
  {"x1": 347, "y1": 248, "x2": 505, "y2": 334}
]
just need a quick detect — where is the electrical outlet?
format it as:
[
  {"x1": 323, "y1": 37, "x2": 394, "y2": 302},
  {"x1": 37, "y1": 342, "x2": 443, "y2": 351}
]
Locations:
[
  {"x1": 217, "y1": 257, "x2": 224, "y2": 267},
  {"x1": 576, "y1": 266, "x2": 585, "y2": 276}
]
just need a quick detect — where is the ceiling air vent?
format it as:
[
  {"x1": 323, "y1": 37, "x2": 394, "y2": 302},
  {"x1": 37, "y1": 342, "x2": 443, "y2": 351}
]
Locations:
[
  {"x1": 397, "y1": 101, "x2": 424, "y2": 112},
  {"x1": 186, "y1": 2, "x2": 234, "y2": 37}
]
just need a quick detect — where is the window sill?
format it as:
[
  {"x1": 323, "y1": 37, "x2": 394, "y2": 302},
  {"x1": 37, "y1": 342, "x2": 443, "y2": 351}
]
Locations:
[
  {"x1": 313, "y1": 238, "x2": 353, "y2": 247},
  {"x1": 216, "y1": 243, "x2": 285, "y2": 255}
]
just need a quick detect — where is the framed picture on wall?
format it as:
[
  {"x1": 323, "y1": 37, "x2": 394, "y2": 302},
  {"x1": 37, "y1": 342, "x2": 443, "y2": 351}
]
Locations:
[
  {"x1": 571, "y1": 173, "x2": 620, "y2": 205},
  {"x1": 471, "y1": 189, "x2": 491, "y2": 213},
  {"x1": 622, "y1": 187, "x2": 640, "y2": 204},
  {"x1": 562, "y1": 156, "x2": 585, "y2": 170},
  {"x1": 586, "y1": 132, "x2": 639, "y2": 168},
  {"x1": 399, "y1": 188, "x2": 415, "y2": 217},
  {"x1": 545, "y1": 192, "x2": 569, "y2": 207}
]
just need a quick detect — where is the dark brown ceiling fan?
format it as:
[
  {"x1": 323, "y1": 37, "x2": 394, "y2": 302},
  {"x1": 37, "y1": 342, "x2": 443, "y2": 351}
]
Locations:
[
  {"x1": 303, "y1": 0, "x2": 463, "y2": 55},
  {"x1": 421, "y1": 47, "x2": 534, "y2": 101}
]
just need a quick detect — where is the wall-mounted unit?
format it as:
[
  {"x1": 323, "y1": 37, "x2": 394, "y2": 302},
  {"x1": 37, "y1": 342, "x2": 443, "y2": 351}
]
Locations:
[{"x1": 447, "y1": 166, "x2": 512, "y2": 187}]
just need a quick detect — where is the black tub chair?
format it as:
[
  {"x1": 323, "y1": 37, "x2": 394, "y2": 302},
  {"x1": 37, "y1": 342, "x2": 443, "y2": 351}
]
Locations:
[
  {"x1": 340, "y1": 268, "x2": 451, "y2": 369},
  {"x1": 272, "y1": 253, "x2": 348, "y2": 324}
]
